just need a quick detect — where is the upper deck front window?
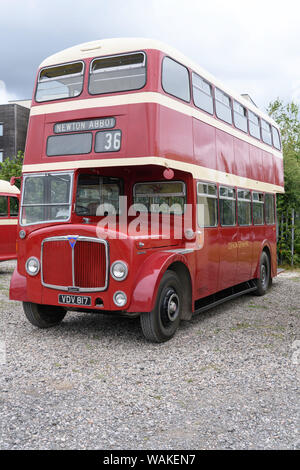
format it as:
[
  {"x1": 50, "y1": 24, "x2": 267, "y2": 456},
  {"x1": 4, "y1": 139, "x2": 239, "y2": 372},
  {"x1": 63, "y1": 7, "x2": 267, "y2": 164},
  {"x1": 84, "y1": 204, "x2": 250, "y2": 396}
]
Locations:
[
  {"x1": 36, "y1": 62, "x2": 84, "y2": 102},
  {"x1": 89, "y1": 52, "x2": 146, "y2": 95}
]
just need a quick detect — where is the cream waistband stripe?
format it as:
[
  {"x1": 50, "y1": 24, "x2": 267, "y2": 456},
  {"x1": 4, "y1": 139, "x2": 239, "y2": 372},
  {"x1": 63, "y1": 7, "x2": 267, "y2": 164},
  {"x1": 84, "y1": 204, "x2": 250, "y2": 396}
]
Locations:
[
  {"x1": 0, "y1": 219, "x2": 18, "y2": 225},
  {"x1": 22, "y1": 156, "x2": 284, "y2": 194},
  {"x1": 30, "y1": 92, "x2": 283, "y2": 160}
]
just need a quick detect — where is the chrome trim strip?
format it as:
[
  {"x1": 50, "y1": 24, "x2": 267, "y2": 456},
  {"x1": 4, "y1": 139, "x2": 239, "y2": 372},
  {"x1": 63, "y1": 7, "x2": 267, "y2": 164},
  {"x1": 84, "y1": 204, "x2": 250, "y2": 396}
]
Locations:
[{"x1": 41, "y1": 235, "x2": 109, "y2": 292}]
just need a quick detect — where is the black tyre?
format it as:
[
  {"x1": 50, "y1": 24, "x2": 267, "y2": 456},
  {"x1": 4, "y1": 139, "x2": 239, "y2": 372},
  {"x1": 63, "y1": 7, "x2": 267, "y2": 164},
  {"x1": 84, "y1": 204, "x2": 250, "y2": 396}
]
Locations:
[
  {"x1": 23, "y1": 302, "x2": 66, "y2": 328},
  {"x1": 140, "y1": 271, "x2": 182, "y2": 343},
  {"x1": 254, "y1": 251, "x2": 271, "y2": 296}
]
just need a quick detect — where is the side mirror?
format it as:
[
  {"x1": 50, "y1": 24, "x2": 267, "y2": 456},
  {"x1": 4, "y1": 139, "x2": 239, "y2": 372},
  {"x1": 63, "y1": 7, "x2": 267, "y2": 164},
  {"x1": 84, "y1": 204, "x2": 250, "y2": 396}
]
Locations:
[{"x1": 10, "y1": 176, "x2": 21, "y2": 186}]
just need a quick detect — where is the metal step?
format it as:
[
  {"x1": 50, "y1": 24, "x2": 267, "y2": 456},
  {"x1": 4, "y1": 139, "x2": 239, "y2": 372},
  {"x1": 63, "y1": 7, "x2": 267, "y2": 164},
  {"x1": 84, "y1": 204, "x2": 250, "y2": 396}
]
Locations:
[{"x1": 194, "y1": 280, "x2": 257, "y2": 315}]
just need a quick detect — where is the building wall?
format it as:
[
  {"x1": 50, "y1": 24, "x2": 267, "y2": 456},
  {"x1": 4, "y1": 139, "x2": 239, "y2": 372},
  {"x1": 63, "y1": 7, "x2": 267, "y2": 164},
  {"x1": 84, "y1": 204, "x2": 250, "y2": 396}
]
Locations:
[{"x1": 0, "y1": 104, "x2": 30, "y2": 162}]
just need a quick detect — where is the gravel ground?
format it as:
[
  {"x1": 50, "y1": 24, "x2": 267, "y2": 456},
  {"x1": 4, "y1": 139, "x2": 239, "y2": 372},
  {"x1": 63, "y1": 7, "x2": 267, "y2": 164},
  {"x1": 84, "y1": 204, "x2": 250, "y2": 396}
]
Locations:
[{"x1": 0, "y1": 260, "x2": 299, "y2": 450}]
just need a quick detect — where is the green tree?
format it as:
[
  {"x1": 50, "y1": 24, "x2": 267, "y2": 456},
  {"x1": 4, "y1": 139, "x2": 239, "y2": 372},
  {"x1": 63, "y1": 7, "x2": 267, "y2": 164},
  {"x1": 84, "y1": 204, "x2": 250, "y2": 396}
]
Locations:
[
  {"x1": 268, "y1": 100, "x2": 300, "y2": 266},
  {"x1": 0, "y1": 150, "x2": 24, "y2": 189}
]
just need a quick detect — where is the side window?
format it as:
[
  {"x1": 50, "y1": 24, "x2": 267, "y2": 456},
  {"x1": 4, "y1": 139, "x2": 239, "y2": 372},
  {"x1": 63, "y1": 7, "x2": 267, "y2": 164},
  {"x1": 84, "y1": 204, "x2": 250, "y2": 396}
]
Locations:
[
  {"x1": 248, "y1": 111, "x2": 261, "y2": 139},
  {"x1": 272, "y1": 126, "x2": 281, "y2": 150},
  {"x1": 237, "y1": 189, "x2": 251, "y2": 225},
  {"x1": 0, "y1": 123, "x2": 3, "y2": 136},
  {"x1": 134, "y1": 181, "x2": 186, "y2": 214},
  {"x1": 9, "y1": 197, "x2": 19, "y2": 217},
  {"x1": 0, "y1": 196, "x2": 8, "y2": 217},
  {"x1": 265, "y1": 193, "x2": 275, "y2": 224},
  {"x1": 219, "y1": 186, "x2": 236, "y2": 226},
  {"x1": 192, "y1": 73, "x2": 213, "y2": 114},
  {"x1": 252, "y1": 192, "x2": 264, "y2": 225},
  {"x1": 215, "y1": 88, "x2": 232, "y2": 124},
  {"x1": 233, "y1": 101, "x2": 248, "y2": 133},
  {"x1": 261, "y1": 119, "x2": 272, "y2": 145},
  {"x1": 197, "y1": 182, "x2": 218, "y2": 227},
  {"x1": 162, "y1": 57, "x2": 190, "y2": 102}
]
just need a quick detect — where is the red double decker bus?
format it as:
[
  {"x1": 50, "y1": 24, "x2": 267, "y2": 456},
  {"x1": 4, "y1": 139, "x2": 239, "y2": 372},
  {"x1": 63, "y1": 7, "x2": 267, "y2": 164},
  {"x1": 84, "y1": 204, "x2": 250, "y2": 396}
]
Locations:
[
  {"x1": 10, "y1": 39, "x2": 284, "y2": 342},
  {"x1": 0, "y1": 179, "x2": 19, "y2": 261}
]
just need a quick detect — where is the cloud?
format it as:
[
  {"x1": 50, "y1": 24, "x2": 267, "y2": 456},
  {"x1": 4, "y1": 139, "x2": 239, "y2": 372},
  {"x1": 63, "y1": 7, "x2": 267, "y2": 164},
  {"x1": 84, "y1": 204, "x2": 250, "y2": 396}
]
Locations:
[{"x1": 0, "y1": 0, "x2": 299, "y2": 109}]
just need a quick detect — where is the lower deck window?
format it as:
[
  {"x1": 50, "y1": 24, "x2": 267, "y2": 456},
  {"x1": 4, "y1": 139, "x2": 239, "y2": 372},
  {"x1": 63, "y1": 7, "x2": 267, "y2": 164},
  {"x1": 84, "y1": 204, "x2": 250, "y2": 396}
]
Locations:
[
  {"x1": 219, "y1": 186, "x2": 236, "y2": 226},
  {"x1": 197, "y1": 182, "x2": 218, "y2": 227},
  {"x1": 134, "y1": 181, "x2": 186, "y2": 214},
  {"x1": 0, "y1": 196, "x2": 8, "y2": 217},
  {"x1": 237, "y1": 189, "x2": 251, "y2": 225},
  {"x1": 265, "y1": 193, "x2": 275, "y2": 224},
  {"x1": 252, "y1": 192, "x2": 264, "y2": 225},
  {"x1": 10, "y1": 197, "x2": 19, "y2": 217}
]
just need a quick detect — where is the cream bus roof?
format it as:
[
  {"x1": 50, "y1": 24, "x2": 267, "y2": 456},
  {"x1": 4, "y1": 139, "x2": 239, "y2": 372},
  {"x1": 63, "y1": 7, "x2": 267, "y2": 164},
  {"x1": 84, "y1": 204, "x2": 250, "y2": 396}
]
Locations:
[
  {"x1": 39, "y1": 38, "x2": 278, "y2": 128},
  {"x1": 0, "y1": 179, "x2": 20, "y2": 195}
]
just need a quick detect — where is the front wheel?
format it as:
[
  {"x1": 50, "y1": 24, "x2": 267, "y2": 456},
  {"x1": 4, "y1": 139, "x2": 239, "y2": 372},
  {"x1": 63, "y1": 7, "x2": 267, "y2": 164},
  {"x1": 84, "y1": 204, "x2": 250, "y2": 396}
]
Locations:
[
  {"x1": 23, "y1": 302, "x2": 66, "y2": 328},
  {"x1": 254, "y1": 251, "x2": 271, "y2": 296},
  {"x1": 140, "y1": 271, "x2": 182, "y2": 343}
]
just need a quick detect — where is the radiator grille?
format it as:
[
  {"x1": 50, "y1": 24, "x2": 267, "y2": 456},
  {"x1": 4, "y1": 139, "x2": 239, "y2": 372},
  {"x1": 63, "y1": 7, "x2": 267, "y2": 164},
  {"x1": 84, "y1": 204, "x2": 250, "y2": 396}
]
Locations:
[
  {"x1": 41, "y1": 237, "x2": 108, "y2": 291},
  {"x1": 74, "y1": 241, "x2": 107, "y2": 288}
]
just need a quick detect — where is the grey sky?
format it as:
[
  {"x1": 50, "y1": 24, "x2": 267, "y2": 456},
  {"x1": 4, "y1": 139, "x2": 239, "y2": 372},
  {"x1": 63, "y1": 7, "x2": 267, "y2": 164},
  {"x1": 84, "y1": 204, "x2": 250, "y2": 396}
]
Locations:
[{"x1": 0, "y1": 0, "x2": 299, "y2": 111}]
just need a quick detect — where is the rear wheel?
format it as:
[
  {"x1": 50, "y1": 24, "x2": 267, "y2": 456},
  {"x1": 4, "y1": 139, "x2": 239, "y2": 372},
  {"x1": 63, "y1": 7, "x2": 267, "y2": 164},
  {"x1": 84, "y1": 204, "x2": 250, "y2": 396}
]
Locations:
[
  {"x1": 140, "y1": 271, "x2": 182, "y2": 343},
  {"x1": 254, "y1": 251, "x2": 271, "y2": 296},
  {"x1": 23, "y1": 302, "x2": 66, "y2": 328}
]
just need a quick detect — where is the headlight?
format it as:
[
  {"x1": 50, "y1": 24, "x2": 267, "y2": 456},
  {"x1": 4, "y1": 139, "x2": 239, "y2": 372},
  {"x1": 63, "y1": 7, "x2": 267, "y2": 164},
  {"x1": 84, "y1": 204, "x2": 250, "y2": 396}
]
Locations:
[
  {"x1": 111, "y1": 260, "x2": 128, "y2": 281},
  {"x1": 25, "y1": 257, "x2": 40, "y2": 276},
  {"x1": 113, "y1": 291, "x2": 127, "y2": 307}
]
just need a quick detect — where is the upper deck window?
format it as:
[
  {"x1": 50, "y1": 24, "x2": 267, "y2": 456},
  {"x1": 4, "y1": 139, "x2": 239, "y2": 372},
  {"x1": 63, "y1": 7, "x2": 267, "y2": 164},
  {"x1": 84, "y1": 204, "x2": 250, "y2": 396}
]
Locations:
[
  {"x1": 89, "y1": 52, "x2": 146, "y2": 95},
  {"x1": 215, "y1": 89, "x2": 232, "y2": 124},
  {"x1": 261, "y1": 119, "x2": 272, "y2": 146},
  {"x1": 248, "y1": 110, "x2": 261, "y2": 140},
  {"x1": 192, "y1": 73, "x2": 213, "y2": 114},
  {"x1": 162, "y1": 57, "x2": 190, "y2": 103},
  {"x1": 233, "y1": 101, "x2": 248, "y2": 133},
  {"x1": 272, "y1": 126, "x2": 281, "y2": 150},
  {"x1": 36, "y1": 62, "x2": 84, "y2": 102}
]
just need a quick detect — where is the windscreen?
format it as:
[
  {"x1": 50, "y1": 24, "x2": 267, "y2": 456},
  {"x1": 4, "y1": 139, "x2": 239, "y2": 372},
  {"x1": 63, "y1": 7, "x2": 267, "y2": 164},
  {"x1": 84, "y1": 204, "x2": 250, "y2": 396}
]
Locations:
[{"x1": 21, "y1": 172, "x2": 73, "y2": 225}]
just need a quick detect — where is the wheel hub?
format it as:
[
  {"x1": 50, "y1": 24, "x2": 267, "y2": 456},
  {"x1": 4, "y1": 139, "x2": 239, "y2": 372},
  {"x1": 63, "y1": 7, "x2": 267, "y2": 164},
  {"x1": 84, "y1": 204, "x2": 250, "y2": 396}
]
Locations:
[
  {"x1": 261, "y1": 264, "x2": 267, "y2": 286},
  {"x1": 165, "y1": 291, "x2": 180, "y2": 322}
]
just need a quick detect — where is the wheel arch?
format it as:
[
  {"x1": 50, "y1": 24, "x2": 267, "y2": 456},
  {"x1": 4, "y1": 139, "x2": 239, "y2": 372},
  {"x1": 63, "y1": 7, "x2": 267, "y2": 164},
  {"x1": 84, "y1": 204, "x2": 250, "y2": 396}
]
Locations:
[
  {"x1": 128, "y1": 252, "x2": 193, "y2": 315},
  {"x1": 167, "y1": 261, "x2": 193, "y2": 320},
  {"x1": 254, "y1": 241, "x2": 274, "y2": 279}
]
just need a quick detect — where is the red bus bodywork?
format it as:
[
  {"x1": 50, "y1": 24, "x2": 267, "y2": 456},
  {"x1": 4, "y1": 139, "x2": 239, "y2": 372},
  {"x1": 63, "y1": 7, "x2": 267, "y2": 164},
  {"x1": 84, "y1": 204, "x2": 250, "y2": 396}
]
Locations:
[
  {"x1": 0, "y1": 180, "x2": 20, "y2": 262},
  {"x1": 10, "y1": 39, "x2": 284, "y2": 341}
]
